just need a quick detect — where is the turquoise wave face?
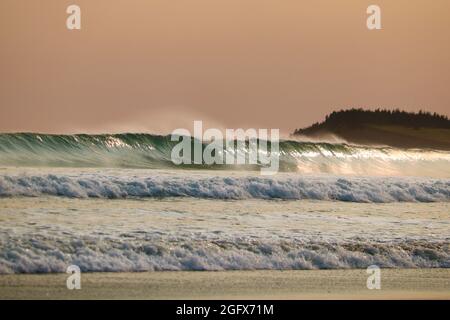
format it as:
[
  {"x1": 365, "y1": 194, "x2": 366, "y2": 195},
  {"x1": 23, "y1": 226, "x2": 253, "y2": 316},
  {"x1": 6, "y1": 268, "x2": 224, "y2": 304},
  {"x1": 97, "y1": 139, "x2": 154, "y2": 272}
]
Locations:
[
  {"x1": 0, "y1": 133, "x2": 449, "y2": 177},
  {"x1": 0, "y1": 133, "x2": 176, "y2": 168}
]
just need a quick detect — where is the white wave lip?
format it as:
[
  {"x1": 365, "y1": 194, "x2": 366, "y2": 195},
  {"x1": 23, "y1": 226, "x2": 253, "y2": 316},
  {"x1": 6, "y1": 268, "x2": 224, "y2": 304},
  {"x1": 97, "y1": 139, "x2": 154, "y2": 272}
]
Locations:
[
  {"x1": 0, "y1": 237, "x2": 448, "y2": 274},
  {"x1": 0, "y1": 173, "x2": 449, "y2": 203}
]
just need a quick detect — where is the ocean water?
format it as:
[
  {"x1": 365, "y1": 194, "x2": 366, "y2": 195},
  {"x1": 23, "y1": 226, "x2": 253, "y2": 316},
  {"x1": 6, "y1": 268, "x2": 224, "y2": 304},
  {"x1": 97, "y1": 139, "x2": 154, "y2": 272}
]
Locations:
[{"x1": 0, "y1": 134, "x2": 449, "y2": 273}]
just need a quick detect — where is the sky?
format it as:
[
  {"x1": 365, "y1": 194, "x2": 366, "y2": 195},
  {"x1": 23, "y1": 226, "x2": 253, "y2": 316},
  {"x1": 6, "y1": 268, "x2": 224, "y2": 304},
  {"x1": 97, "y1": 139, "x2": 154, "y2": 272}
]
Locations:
[{"x1": 1, "y1": 0, "x2": 449, "y2": 134}]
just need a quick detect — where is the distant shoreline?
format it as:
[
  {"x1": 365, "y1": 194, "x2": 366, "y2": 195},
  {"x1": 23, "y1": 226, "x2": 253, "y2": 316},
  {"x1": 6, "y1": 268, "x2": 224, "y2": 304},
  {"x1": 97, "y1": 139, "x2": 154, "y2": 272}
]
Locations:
[
  {"x1": 293, "y1": 109, "x2": 450, "y2": 150},
  {"x1": 1, "y1": 269, "x2": 449, "y2": 300}
]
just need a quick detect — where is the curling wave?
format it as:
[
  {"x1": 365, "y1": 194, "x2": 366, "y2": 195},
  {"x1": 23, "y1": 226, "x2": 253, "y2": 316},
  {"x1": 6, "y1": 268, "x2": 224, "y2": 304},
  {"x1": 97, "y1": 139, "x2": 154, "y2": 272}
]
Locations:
[{"x1": 0, "y1": 133, "x2": 449, "y2": 177}]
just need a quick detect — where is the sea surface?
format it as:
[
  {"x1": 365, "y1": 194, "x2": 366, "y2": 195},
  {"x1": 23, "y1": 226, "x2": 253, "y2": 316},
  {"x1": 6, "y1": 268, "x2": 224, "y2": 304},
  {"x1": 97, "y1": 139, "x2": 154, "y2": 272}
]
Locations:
[{"x1": 0, "y1": 133, "x2": 449, "y2": 273}]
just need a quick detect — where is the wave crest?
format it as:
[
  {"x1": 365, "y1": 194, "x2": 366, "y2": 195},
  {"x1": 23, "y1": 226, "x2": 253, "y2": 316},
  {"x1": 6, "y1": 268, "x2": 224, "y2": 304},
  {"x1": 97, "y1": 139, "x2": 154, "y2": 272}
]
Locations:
[{"x1": 1, "y1": 133, "x2": 449, "y2": 176}]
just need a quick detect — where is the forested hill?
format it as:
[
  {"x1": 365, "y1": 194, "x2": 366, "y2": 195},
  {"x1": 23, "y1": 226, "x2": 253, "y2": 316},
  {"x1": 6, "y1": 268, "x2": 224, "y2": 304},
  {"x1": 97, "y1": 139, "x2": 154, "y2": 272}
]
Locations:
[{"x1": 293, "y1": 109, "x2": 450, "y2": 150}]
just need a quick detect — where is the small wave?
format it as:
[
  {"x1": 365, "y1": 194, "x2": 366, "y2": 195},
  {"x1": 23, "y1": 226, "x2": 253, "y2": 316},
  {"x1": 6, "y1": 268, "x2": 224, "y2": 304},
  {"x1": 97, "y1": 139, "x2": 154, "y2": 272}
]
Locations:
[{"x1": 0, "y1": 173, "x2": 448, "y2": 202}]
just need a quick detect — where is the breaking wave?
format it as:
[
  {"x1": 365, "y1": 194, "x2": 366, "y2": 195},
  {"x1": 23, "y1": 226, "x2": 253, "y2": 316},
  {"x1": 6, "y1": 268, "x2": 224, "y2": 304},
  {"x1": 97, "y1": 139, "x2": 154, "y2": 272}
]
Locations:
[
  {"x1": 0, "y1": 133, "x2": 449, "y2": 177},
  {"x1": 0, "y1": 173, "x2": 449, "y2": 202},
  {"x1": 0, "y1": 236, "x2": 448, "y2": 273}
]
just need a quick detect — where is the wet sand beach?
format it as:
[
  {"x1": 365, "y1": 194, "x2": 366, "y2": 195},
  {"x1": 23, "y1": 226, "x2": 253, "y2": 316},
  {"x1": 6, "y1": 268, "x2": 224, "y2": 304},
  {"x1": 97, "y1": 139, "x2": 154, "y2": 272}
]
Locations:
[{"x1": 1, "y1": 269, "x2": 449, "y2": 300}]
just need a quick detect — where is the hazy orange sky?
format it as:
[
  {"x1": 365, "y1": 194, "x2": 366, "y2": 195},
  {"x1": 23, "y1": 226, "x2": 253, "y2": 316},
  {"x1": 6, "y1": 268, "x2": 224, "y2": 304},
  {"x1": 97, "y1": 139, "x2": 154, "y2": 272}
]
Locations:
[{"x1": 1, "y1": 0, "x2": 449, "y2": 134}]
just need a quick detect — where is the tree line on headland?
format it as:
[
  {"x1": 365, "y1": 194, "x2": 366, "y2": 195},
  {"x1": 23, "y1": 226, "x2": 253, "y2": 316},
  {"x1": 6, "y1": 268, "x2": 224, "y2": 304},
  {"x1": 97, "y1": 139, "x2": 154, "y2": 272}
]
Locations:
[
  {"x1": 293, "y1": 108, "x2": 450, "y2": 150},
  {"x1": 294, "y1": 108, "x2": 450, "y2": 135}
]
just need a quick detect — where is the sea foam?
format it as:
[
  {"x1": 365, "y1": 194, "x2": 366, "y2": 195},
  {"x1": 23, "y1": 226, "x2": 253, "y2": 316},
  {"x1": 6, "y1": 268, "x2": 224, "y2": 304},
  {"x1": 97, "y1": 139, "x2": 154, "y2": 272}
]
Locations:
[
  {"x1": 0, "y1": 173, "x2": 449, "y2": 203},
  {"x1": 0, "y1": 236, "x2": 448, "y2": 273}
]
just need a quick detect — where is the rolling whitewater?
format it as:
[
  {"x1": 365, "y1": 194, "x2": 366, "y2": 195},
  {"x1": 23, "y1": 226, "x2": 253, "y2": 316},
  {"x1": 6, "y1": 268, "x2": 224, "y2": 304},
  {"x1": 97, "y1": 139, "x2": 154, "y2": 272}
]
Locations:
[{"x1": 0, "y1": 133, "x2": 449, "y2": 273}]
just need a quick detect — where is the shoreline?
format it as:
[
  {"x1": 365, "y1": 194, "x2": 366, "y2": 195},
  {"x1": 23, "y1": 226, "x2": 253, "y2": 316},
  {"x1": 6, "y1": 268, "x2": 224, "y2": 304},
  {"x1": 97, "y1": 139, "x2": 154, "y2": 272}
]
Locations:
[{"x1": 1, "y1": 268, "x2": 449, "y2": 300}]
